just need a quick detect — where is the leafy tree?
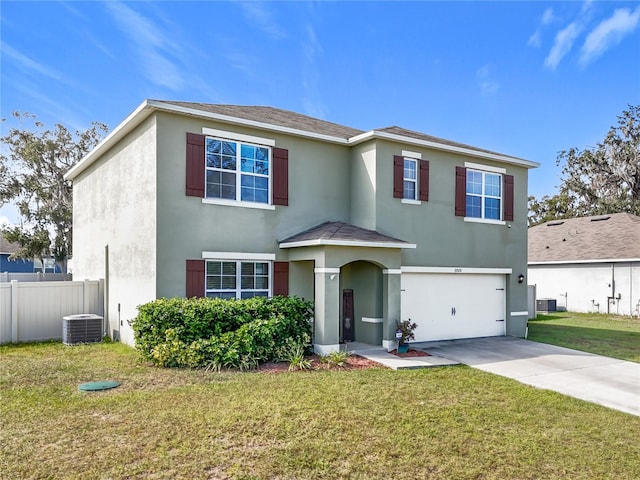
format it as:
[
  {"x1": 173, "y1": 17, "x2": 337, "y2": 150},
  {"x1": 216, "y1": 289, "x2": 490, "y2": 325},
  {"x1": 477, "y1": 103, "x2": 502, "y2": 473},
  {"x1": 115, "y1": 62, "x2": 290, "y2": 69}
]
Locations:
[
  {"x1": 529, "y1": 105, "x2": 640, "y2": 226},
  {"x1": 0, "y1": 112, "x2": 108, "y2": 273}
]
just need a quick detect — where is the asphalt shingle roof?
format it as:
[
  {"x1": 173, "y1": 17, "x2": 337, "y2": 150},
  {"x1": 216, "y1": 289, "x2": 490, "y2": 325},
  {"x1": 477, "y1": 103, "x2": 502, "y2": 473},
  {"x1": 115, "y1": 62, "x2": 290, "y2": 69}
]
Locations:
[
  {"x1": 0, "y1": 234, "x2": 20, "y2": 255},
  {"x1": 159, "y1": 101, "x2": 525, "y2": 160},
  {"x1": 280, "y1": 221, "x2": 411, "y2": 246},
  {"x1": 160, "y1": 101, "x2": 364, "y2": 139},
  {"x1": 528, "y1": 213, "x2": 640, "y2": 262}
]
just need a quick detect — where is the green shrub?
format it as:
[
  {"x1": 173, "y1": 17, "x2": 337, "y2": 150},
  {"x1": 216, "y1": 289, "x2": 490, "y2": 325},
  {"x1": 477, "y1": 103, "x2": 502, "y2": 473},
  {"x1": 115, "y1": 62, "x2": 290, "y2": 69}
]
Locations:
[
  {"x1": 287, "y1": 345, "x2": 313, "y2": 371},
  {"x1": 130, "y1": 296, "x2": 313, "y2": 369},
  {"x1": 320, "y1": 350, "x2": 350, "y2": 368}
]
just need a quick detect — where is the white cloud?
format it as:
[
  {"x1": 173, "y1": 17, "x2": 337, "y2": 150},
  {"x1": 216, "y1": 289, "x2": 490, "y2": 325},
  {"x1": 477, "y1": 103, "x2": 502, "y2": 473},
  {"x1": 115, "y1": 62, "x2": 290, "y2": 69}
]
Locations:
[
  {"x1": 542, "y1": 8, "x2": 555, "y2": 25},
  {"x1": 544, "y1": 22, "x2": 582, "y2": 69},
  {"x1": 300, "y1": 22, "x2": 327, "y2": 119},
  {"x1": 476, "y1": 65, "x2": 500, "y2": 97},
  {"x1": 0, "y1": 215, "x2": 10, "y2": 227},
  {"x1": 105, "y1": 1, "x2": 186, "y2": 91},
  {"x1": 1, "y1": 42, "x2": 65, "y2": 81},
  {"x1": 579, "y1": 6, "x2": 640, "y2": 66},
  {"x1": 528, "y1": 7, "x2": 555, "y2": 48},
  {"x1": 239, "y1": 2, "x2": 286, "y2": 40}
]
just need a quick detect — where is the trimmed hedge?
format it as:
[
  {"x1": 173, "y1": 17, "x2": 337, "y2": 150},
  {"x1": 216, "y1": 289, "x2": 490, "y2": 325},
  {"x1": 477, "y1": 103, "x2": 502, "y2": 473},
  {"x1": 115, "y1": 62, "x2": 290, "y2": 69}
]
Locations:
[{"x1": 130, "y1": 296, "x2": 313, "y2": 369}]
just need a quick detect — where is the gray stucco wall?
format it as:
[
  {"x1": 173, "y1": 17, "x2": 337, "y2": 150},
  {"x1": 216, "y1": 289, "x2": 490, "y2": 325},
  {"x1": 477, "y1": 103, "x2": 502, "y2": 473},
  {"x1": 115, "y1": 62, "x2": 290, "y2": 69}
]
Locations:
[
  {"x1": 72, "y1": 106, "x2": 533, "y2": 345},
  {"x1": 72, "y1": 116, "x2": 158, "y2": 345},
  {"x1": 367, "y1": 140, "x2": 530, "y2": 335},
  {"x1": 153, "y1": 112, "x2": 352, "y2": 299}
]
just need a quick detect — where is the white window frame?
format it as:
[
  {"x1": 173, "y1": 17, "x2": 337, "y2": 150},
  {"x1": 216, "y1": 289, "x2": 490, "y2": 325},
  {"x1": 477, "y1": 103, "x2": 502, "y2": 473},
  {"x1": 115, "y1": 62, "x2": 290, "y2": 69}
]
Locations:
[
  {"x1": 202, "y1": 128, "x2": 275, "y2": 209},
  {"x1": 403, "y1": 157, "x2": 418, "y2": 201},
  {"x1": 464, "y1": 162, "x2": 506, "y2": 224},
  {"x1": 204, "y1": 259, "x2": 273, "y2": 299}
]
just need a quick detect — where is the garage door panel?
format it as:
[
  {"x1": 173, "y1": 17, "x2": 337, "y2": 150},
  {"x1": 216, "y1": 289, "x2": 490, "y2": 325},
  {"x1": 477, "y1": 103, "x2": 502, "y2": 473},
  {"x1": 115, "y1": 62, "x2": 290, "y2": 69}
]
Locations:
[{"x1": 401, "y1": 273, "x2": 505, "y2": 342}]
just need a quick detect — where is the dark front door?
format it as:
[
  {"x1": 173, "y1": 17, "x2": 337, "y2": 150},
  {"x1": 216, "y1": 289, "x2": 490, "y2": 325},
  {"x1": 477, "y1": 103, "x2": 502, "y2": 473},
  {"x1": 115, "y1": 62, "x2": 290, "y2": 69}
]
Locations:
[{"x1": 343, "y1": 289, "x2": 354, "y2": 342}]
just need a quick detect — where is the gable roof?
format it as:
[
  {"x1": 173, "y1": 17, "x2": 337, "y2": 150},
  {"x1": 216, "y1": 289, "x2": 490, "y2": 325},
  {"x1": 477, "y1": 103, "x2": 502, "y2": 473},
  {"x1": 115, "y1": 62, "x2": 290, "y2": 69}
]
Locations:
[
  {"x1": 528, "y1": 213, "x2": 640, "y2": 263},
  {"x1": 65, "y1": 99, "x2": 539, "y2": 180},
  {"x1": 161, "y1": 101, "x2": 364, "y2": 139},
  {"x1": 279, "y1": 222, "x2": 416, "y2": 249}
]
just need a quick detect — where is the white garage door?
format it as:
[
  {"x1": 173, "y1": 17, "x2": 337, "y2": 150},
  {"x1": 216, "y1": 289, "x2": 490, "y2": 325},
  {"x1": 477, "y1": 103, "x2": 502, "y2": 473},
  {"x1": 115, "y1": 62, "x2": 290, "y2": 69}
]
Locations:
[{"x1": 401, "y1": 273, "x2": 506, "y2": 342}]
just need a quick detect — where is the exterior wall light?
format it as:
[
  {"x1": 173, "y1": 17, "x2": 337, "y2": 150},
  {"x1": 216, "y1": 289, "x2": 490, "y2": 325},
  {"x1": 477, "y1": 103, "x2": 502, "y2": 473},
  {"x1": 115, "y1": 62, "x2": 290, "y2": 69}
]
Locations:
[{"x1": 518, "y1": 274, "x2": 525, "y2": 284}]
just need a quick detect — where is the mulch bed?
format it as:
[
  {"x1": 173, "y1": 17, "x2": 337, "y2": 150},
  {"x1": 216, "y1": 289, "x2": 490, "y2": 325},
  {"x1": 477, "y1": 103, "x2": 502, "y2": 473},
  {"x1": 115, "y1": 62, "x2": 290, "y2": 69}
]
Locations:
[
  {"x1": 256, "y1": 348, "x2": 431, "y2": 373},
  {"x1": 256, "y1": 354, "x2": 381, "y2": 374},
  {"x1": 389, "y1": 348, "x2": 431, "y2": 358}
]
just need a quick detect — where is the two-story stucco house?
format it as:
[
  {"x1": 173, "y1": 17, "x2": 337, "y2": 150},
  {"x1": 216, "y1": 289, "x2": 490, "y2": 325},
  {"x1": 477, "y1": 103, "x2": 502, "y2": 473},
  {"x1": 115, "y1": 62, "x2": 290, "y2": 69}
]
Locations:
[{"x1": 65, "y1": 100, "x2": 538, "y2": 352}]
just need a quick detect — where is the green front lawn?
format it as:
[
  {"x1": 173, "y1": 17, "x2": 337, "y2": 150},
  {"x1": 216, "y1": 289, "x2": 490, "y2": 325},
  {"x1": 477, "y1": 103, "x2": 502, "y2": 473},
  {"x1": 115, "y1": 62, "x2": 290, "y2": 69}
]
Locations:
[
  {"x1": 527, "y1": 312, "x2": 640, "y2": 362},
  {"x1": 1, "y1": 342, "x2": 639, "y2": 479}
]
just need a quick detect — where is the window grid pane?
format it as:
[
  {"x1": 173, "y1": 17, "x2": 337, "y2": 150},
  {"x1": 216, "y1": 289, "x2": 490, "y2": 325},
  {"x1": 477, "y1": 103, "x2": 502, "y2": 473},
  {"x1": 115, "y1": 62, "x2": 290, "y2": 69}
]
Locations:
[
  {"x1": 205, "y1": 137, "x2": 270, "y2": 203},
  {"x1": 403, "y1": 158, "x2": 417, "y2": 200},
  {"x1": 205, "y1": 260, "x2": 269, "y2": 298},
  {"x1": 465, "y1": 169, "x2": 502, "y2": 220}
]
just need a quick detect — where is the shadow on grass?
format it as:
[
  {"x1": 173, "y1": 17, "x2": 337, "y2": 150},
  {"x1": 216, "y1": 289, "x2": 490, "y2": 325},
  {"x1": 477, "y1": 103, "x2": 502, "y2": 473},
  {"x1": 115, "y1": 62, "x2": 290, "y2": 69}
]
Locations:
[
  {"x1": 530, "y1": 312, "x2": 571, "y2": 322},
  {"x1": 528, "y1": 323, "x2": 640, "y2": 362}
]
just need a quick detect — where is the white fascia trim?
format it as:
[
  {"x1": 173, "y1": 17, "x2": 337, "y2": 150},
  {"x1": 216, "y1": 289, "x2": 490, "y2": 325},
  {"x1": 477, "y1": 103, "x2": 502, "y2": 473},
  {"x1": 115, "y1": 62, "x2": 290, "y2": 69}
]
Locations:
[
  {"x1": 402, "y1": 150, "x2": 422, "y2": 159},
  {"x1": 383, "y1": 269, "x2": 402, "y2": 275},
  {"x1": 510, "y1": 311, "x2": 529, "y2": 316},
  {"x1": 314, "y1": 267, "x2": 340, "y2": 274},
  {"x1": 65, "y1": 100, "x2": 155, "y2": 180},
  {"x1": 528, "y1": 258, "x2": 640, "y2": 266},
  {"x1": 349, "y1": 130, "x2": 539, "y2": 169},
  {"x1": 202, "y1": 198, "x2": 276, "y2": 210},
  {"x1": 151, "y1": 100, "x2": 349, "y2": 145},
  {"x1": 464, "y1": 217, "x2": 506, "y2": 226},
  {"x1": 362, "y1": 317, "x2": 384, "y2": 324},
  {"x1": 202, "y1": 127, "x2": 275, "y2": 147},
  {"x1": 202, "y1": 252, "x2": 276, "y2": 261},
  {"x1": 465, "y1": 161, "x2": 506, "y2": 174},
  {"x1": 402, "y1": 266, "x2": 513, "y2": 274},
  {"x1": 279, "y1": 239, "x2": 417, "y2": 249}
]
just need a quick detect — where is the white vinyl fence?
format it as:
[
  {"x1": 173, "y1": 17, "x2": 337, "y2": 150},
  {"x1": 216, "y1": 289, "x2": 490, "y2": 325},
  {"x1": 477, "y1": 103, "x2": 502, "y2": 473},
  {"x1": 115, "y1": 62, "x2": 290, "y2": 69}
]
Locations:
[
  {"x1": 0, "y1": 272, "x2": 72, "y2": 282},
  {"x1": 0, "y1": 279, "x2": 104, "y2": 344}
]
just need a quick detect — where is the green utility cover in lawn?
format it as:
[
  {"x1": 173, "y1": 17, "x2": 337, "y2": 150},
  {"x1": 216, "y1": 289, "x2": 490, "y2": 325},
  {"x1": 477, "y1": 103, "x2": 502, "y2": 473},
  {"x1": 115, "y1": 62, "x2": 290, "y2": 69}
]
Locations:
[{"x1": 79, "y1": 381, "x2": 121, "y2": 392}]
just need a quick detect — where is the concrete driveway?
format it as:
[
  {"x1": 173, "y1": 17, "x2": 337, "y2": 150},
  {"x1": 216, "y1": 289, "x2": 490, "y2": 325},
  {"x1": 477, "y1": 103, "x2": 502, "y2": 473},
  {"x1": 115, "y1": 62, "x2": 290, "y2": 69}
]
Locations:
[{"x1": 415, "y1": 336, "x2": 640, "y2": 416}]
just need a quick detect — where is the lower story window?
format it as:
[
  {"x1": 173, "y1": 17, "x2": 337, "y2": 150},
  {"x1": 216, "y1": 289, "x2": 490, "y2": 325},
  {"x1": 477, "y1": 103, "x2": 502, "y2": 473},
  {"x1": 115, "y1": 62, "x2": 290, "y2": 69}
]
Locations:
[{"x1": 205, "y1": 260, "x2": 270, "y2": 299}]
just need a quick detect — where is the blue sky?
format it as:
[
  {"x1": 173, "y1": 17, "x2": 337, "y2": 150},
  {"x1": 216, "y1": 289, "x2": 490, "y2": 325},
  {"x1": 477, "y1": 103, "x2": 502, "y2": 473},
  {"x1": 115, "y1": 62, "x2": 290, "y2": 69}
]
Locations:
[{"x1": 1, "y1": 1, "x2": 639, "y2": 224}]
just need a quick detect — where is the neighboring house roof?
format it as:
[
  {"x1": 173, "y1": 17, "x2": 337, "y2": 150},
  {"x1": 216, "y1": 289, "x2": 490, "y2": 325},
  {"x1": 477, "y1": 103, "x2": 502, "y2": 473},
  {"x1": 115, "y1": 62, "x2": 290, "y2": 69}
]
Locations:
[
  {"x1": 279, "y1": 222, "x2": 416, "y2": 249},
  {"x1": 528, "y1": 213, "x2": 640, "y2": 263},
  {"x1": 65, "y1": 99, "x2": 539, "y2": 180},
  {"x1": 0, "y1": 234, "x2": 20, "y2": 255}
]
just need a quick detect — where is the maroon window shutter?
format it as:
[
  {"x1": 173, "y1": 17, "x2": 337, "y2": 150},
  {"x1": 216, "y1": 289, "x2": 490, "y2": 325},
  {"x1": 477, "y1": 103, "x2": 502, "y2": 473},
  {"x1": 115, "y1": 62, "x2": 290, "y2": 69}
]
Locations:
[
  {"x1": 273, "y1": 147, "x2": 289, "y2": 206},
  {"x1": 393, "y1": 155, "x2": 404, "y2": 198},
  {"x1": 504, "y1": 174, "x2": 514, "y2": 221},
  {"x1": 186, "y1": 133, "x2": 205, "y2": 197},
  {"x1": 419, "y1": 160, "x2": 429, "y2": 201},
  {"x1": 455, "y1": 166, "x2": 467, "y2": 216},
  {"x1": 186, "y1": 259, "x2": 205, "y2": 298},
  {"x1": 273, "y1": 261, "x2": 289, "y2": 296}
]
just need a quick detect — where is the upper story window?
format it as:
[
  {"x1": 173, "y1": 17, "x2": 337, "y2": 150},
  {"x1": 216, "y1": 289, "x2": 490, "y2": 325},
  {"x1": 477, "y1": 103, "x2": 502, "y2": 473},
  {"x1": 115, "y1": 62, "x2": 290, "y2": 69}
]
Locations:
[
  {"x1": 466, "y1": 169, "x2": 502, "y2": 220},
  {"x1": 205, "y1": 138, "x2": 270, "y2": 204},
  {"x1": 403, "y1": 158, "x2": 418, "y2": 200},
  {"x1": 187, "y1": 130, "x2": 288, "y2": 208},
  {"x1": 393, "y1": 154, "x2": 429, "y2": 202},
  {"x1": 455, "y1": 163, "x2": 513, "y2": 223}
]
